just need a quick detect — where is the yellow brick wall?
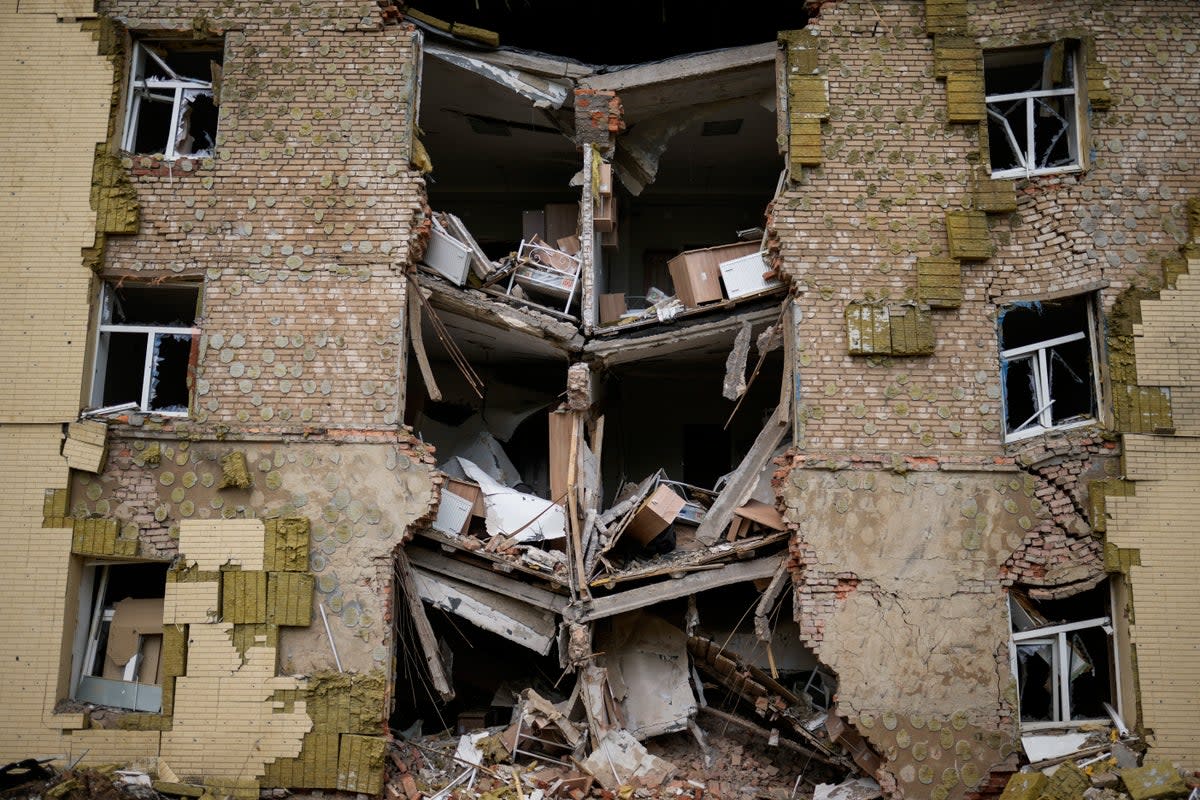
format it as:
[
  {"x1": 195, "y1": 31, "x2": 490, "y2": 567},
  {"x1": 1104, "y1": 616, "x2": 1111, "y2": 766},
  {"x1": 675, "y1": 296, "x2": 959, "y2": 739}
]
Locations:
[
  {"x1": 1107, "y1": 436, "x2": 1200, "y2": 767},
  {"x1": 0, "y1": 5, "x2": 110, "y2": 422},
  {"x1": 1108, "y1": 259, "x2": 1200, "y2": 767},
  {"x1": 0, "y1": 425, "x2": 81, "y2": 758}
]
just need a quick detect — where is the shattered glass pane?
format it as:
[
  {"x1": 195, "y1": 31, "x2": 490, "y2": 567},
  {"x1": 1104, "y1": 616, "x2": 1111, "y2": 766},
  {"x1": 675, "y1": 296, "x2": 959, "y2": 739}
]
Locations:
[
  {"x1": 1034, "y1": 95, "x2": 1075, "y2": 169},
  {"x1": 987, "y1": 101, "x2": 1027, "y2": 173},
  {"x1": 1003, "y1": 355, "x2": 1037, "y2": 434},
  {"x1": 176, "y1": 90, "x2": 218, "y2": 156},
  {"x1": 132, "y1": 92, "x2": 175, "y2": 155},
  {"x1": 1048, "y1": 338, "x2": 1094, "y2": 425},
  {"x1": 147, "y1": 333, "x2": 193, "y2": 412},
  {"x1": 1016, "y1": 640, "x2": 1058, "y2": 722},
  {"x1": 100, "y1": 331, "x2": 148, "y2": 408}
]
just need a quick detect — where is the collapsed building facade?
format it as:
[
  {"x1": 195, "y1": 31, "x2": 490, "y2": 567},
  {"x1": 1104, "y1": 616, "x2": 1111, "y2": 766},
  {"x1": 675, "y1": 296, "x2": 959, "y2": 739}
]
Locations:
[{"x1": 1, "y1": 0, "x2": 1198, "y2": 796}]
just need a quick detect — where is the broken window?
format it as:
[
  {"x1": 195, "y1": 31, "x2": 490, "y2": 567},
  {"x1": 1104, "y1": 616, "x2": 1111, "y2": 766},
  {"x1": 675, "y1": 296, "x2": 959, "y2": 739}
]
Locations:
[
  {"x1": 1009, "y1": 585, "x2": 1119, "y2": 730},
  {"x1": 122, "y1": 40, "x2": 222, "y2": 159},
  {"x1": 985, "y1": 43, "x2": 1081, "y2": 178},
  {"x1": 91, "y1": 282, "x2": 200, "y2": 415},
  {"x1": 70, "y1": 561, "x2": 168, "y2": 713},
  {"x1": 999, "y1": 294, "x2": 1099, "y2": 441}
]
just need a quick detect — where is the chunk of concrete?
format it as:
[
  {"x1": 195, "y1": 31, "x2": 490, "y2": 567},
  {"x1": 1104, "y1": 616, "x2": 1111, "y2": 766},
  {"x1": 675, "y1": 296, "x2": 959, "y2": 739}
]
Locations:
[
  {"x1": 813, "y1": 777, "x2": 882, "y2": 800},
  {"x1": 1119, "y1": 761, "x2": 1188, "y2": 800}
]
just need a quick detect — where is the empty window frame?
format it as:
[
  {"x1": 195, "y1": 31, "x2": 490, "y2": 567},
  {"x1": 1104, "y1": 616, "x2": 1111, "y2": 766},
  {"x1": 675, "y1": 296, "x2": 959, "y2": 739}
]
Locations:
[
  {"x1": 985, "y1": 43, "x2": 1081, "y2": 178},
  {"x1": 999, "y1": 294, "x2": 1100, "y2": 441},
  {"x1": 91, "y1": 282, "x2": 200, "y2": 415},
  {"x1": 122, "y1": 40, "x2": 222, "y2": 159},
  {"x1": 1009, "y1": 589, "x2": 1119, "y2": 730},
  {"x1": 70, "y1": 562, "x2": 168, "y2": 713}
]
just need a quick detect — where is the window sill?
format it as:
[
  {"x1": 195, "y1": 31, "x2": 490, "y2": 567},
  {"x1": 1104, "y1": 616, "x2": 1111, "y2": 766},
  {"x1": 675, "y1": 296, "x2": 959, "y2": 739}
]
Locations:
[
  {"x1": 1020, "y1": 718, "x2": 1109, "y2": 733},
  {"x1": 991, "y1": 165, "x2": 1082, "y2": 181},
  {"x1": 1003, "y1": 417, "x2": 1096, "y2": 443},
  {"x1": 123, "y1": 152, "x2": 216, "y2": 177}
]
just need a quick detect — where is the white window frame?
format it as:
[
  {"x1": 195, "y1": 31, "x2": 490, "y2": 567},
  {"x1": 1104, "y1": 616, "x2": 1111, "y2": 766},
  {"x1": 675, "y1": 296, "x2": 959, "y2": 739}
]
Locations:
[
  {"x1": 985, "y1": 46, "x2": 1082, "y2": 179},
  {"x1": 1010, "y1": 616, "x2": 1114, "y2": 731},
  {"x1": 121, "y1": 40, "x2": 216, "y2": 160},
  {"x1": 90, "y1": 282, "x2": 199, "y2": 416},
  {"x1": 1000, "y1": 300, "x2": 1100, "y2": 442}
]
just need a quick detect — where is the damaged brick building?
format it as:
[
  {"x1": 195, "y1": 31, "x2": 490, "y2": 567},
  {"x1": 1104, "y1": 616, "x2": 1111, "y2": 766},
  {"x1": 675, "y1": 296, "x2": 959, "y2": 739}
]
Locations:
[{"x1": 0, "y1": 0, "x2": 1198, "y2": 797}]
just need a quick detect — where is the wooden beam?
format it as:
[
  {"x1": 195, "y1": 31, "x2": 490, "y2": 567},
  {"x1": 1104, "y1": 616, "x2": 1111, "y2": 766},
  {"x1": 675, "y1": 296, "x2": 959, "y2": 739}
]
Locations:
[
  {"x1": 578, "y1": 555, "x2": 782, "y2": 623},
  {"x1": 695, "y1": 405, "x2": 789, "y2": 545},
  {"x1": 395, "y1": 549, "x2": 454, "y2": 701},
  {"x1": 404, "y1": 546, "x2": 569, "y2": 613},
  {"x1": 407, "y1": 281, "x2": 442, "y2": 402}
]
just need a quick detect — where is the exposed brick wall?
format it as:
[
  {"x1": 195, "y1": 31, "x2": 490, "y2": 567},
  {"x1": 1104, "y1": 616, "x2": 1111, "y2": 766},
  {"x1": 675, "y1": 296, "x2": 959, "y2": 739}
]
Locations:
[
  {"x1": 771, "y1": 0, "x2": 1200, "y2": 461},
  {"x1": 98, "y1": 9, "x2": 425, "y2": 432}
]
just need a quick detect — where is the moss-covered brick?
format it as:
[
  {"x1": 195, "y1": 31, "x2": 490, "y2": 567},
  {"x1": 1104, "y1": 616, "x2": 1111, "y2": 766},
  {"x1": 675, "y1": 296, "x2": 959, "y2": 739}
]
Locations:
[
  {"x1": 221, "y1": 570, "x2": 268, "y2": 623},
  {"x1": 1120, "y1": 761, "x2": 1189, "y2": 800},
  {"x1": 789, "y1": 118, "x2": 824, "y2": 167},
  {"x1": 945, "y1": 73, "x2": 986, "y2": 122},
  {"x1": 72, "y1": 517, "x2": 137, "y2": 557},
  {"x1": 267, "y1": 572, "x2": 313, "y2": 626},
  {"x1": 933, "y1": 35, "x2": 981, "y2": 78},
  {"x1": 151, "y1": 781, "x2": 205, "y2": 798},
  {"x1": 779, "y1": 29, "x2": 818, "y2": 74},
  {"x1": 997, "y1": 771, "x2": 1046, "y2": 800},
  {"x1": 788, "y1": 74, "x2": 828, "y2": 119},
  {"x1": 43, "y1": 487, "x2": 70, "y2": 527},
  {"x1": 946, "y1": 210, "x2": 993, "y2": 260},
  {"x1": 1162, "y1": 253, "x2": 1188, "y2": 289},
  {"x1": 1187, "y1": 197, "x2": 1200, "y2": 243},
  {"x1": 1039, "y1": 761, "x2": 1089, "y2": 800},
  {"x1": 1088, "y1": 478, "x2": 1134, "y2": 533},
  {"x1": 168, "y1": 562, "x2": 221, "y2": 584},
  {"x1": 888, "y1": 303, "x2": 936, "y2": 356},
  {"x1": 115, "y1": 713, "x2": 171, "y2": 731},
  {"x1": 229, "y1": 623, "x2": 279, "y2": 660},
  {"x1": 973, "y1": 167, "x2": 1018, "y2": 213},
  {"x1": 306, "y1": 670, "x2": 387, "y2": 734},
  {"x1": 218, "y1": 451, "x2": 252, "y2": 489},
  {"x1": 262, "y1": 732, "x2": 340, "y2": 790},
  {"x1": 201, "y1": 780, "x2": 258, "y2": 800},
  {"x1": 1113, "y1": 384, "x2": 1174, "y2": 434},
  {"x1": 161, "y1": 623, "x2": 187, "y2": 684},
  {"x1": 1082, "y1": 37, "x2": 1112, "y2": 111},
  {"x1": 263, "y1": 517, "x2": 310, "y2": 572},
  {"x1": 337, "y1": 734, "x2": 387, "y2": 794},
  {"x1": 845, "y1": 302, "x2": 892, "y2": 355},
  {"x1": 917, "y1": 258, "x2": 962, "y2": 308},
  {"x1": 90, "y1": 145, "x2": 139, "y2": 235},
  {"x1": 924, "y1": 0, "x2": 968, "y2": 35},
  {"x1": 1104, "y1": 542, "x2": 1142, "y2": 575}
]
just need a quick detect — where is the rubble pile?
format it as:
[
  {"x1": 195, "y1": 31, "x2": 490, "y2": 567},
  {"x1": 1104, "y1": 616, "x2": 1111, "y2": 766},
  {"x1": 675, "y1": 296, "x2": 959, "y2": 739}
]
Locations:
[{"x1": 998, "y1": 729, "x2": 1200, "y2": 800}]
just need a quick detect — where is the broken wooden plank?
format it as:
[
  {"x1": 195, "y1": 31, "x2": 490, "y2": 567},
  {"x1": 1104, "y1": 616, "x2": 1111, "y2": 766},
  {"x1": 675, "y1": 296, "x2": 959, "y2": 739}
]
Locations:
[
  {"x1": 695, "y1": 405, "x2": 789, "y2": 545},
  {"x1": 592, "y1": 530, "x2": 789, "y2": 587},
  {"x1": 754, "y1": 562, "x2": 791, "y2": 641},
  {"x1": 404, "y1": 546, "x2": 569, "y2": 613},
  {"x1": 395, "y1": 550, "x2": 454, "y2": 700},
  {"x1": 416, "y1": 527, "x2": 571, "y2": 587},
  {"x1": 407, "y1": 281, "x2": 442, "y2": 402},
  {"x1": 412, "y1": 568, "x2": 558, "y2": 655},
  {"x1": 579, "y1": 555, "x2": 782, "y2": 623}
]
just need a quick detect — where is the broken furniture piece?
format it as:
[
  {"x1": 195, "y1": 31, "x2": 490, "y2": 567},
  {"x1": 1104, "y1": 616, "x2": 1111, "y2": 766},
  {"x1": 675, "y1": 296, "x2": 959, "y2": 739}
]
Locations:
[{"x1": 507, "y1": 239, "x2": 582, "y2": 315}]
